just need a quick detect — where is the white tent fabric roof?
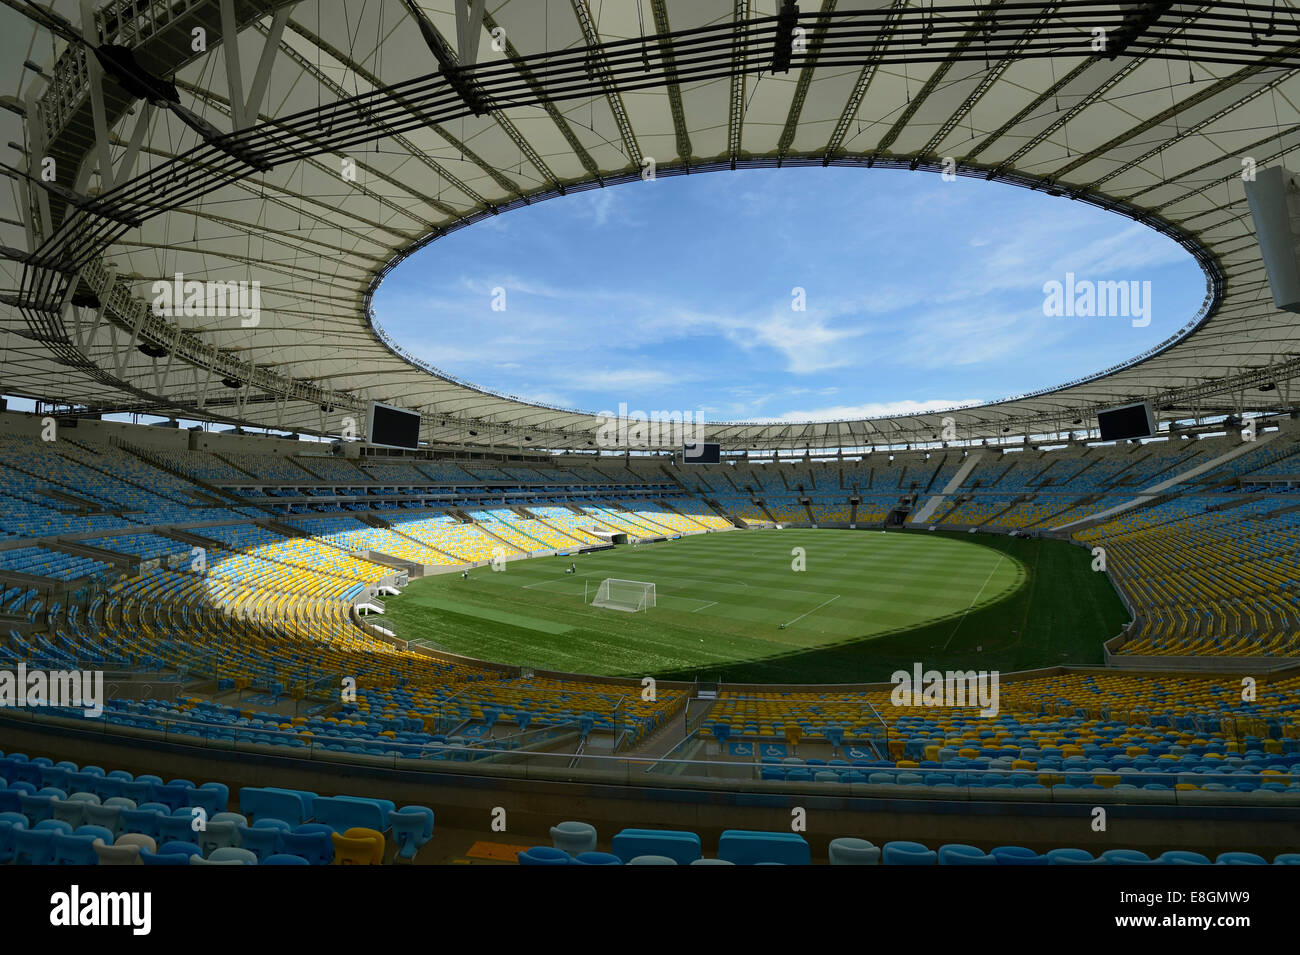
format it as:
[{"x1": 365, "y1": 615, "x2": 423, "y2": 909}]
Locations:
[{"x1": 1, "y1": 0, "x2": 1299, "y2": 450}]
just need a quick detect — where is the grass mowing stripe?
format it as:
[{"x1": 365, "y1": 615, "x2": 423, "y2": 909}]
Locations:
[
  {"x1": 380, "y1": 529, "x2": 1123, "y2": 682},
  {"x1": 408, "y1": 597, "x2": 573, "y2": 634}
]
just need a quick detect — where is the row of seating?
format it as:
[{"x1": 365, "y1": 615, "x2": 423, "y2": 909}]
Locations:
[
  {"x1": 0, "y1": 752, "x2": 435, "y2": 864},
  {"x1": 528, "y1": 822, "x2": 1299, "y2": 865}
]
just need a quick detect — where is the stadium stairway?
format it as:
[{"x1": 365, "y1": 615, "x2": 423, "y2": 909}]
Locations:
[
  {"x1": 470, "y1": 522, "x2": 530, "y2": 557},
  {"x1": 911, "y1": 451, "x2": 984, "y2": 524},
  {"x1": 1056, "y1": 432, "x2": 1283, "y2": 532}
]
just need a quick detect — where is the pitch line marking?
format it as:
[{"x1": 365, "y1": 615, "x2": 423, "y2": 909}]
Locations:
[
  {"x1": 690, "y1": 601, "x2": 718, "y2": 613},
  {"x1": 942, "y1": 554, "x2": 1006, "y2": 651},
  {"x1": 781, "y1": 593, "x2": 840, "y2": 629},
  {"x1": 520, "y1": 573, "x2": 599, "y2": 591}
]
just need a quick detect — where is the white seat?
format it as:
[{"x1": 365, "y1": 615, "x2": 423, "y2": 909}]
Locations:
[
  {"x1": 115, "y1": 833, "x2": 157, "y2": 853},
  {"x1": 93, "y1": 841, "x2": 142, "y2": 865}
]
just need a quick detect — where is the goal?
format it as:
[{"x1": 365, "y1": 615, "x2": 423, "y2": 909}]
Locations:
[{"x1": 591, "y1": 578, "x2": 656, "y2": 613}]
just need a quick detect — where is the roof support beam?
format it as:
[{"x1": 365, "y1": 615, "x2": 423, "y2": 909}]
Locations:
[
  {"x1": 821, "y1": 0, "x2": 907, "y2": 162},
  {"x1": 569, "y1": 0, "x2": 642, "y2": 164},
  {"x1": 219, "y1": 0, "x2": 294, "y2": 131},
  {"x1": 648, "y1": 0, "x2": 692, "y2": 164},
  {"x1": 727, "y1": 0, "x2": 750, "y2": 169}
]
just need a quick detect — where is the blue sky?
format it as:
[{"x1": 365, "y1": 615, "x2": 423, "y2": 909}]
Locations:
[{"x1": 374, "y1": 166, "x2": 1205, "y2": 424}]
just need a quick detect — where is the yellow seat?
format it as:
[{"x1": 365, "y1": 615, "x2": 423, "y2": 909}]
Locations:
[{"x1": 332, "y1": 827, "x2": 385, "y2": 865}]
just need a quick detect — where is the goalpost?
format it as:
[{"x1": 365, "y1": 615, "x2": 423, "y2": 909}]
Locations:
[{"x1": 591, "y1": 578, "x2": 656, "y2": 613}]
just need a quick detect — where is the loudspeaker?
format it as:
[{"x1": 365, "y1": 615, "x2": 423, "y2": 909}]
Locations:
[{"x1": 1244, "y1": 165, "x2": 1300, "y2": 312}]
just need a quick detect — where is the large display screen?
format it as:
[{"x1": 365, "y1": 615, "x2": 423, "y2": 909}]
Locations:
[
  {"x1": 683, "y1": 442, "x2": 721, "y2": 464},
  {"x1": 367, "y1": 401, "x2": 421, "y2": 450},
  {"x1": 1097, "y1": 402, "x2": 1156, "y2": 441}
]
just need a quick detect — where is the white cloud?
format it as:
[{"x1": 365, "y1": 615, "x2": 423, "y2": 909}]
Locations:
[{"x1": 373, "y1": 166, "x2": 1198, "y2": 418}]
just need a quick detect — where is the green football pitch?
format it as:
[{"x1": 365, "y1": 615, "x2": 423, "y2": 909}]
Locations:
[{"x1": 381, "y1": 528, "x2": 1129, "y2": 684}]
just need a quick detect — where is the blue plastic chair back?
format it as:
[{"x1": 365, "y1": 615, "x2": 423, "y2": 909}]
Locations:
[
  {"x1": 12, "y1": 827, "x2": 56, "y2": 865},
  {"x1": 571, "y1": 851, "x2": 622, "y2": 865},
  {"x1": 280, "y1": 830, "x2": 333, "y2": 865},
  {"x1": 51, "y1": 831, "x2": 102, "y2": 865},
  {"x1": 518, "y1": 846, "x2": 570, "y2": 866},
  {"x1": 235, "y1": 824, "x2": 282, "y2": 862}
]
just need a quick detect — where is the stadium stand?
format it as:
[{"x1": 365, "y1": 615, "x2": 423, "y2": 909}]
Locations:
[{"x1": 4, "y1": 1, "x2": 1300, "y2": 888}]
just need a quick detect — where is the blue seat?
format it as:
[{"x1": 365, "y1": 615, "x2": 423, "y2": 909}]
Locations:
[
  {"x1": 518, "y1": 846, "x2": 571, "y2": 866},
  {"x1": 263, "y1": 853, "x2": 310, "y2": 865},
  {"x1": 938, "y1": 843, "x2": 997, "y2": 865},
  {"x1": 6, "y1": 760, "x2": 41, "y2": 786},
  {"x1": 117, "y1": 780, "x2": 153, "y2": 804},
  {"x1": 611, "y1": 828, "x2": 702, "y2": 865},
  {"x1": 38, "y1": 766, "x2": 71, "y2": 791},
  {"x1": 188, "y1": 783, "x2": 229, "y2": 816},
  {"x1": 237, "y1": 787, "x2": 317, "y2": 828},
  {"x1": 571, "y1": 851, "x2": 622, "y2": 865},
  {"x1": 152, "y1": 784, "x2": 194, "y2": 813},
  {"x1": 1216, "y1": 852, "x2": 1268, "y2": 865},
  {"x1": 717, "y1": 830, "x2": 810, "y2": 866},
  {"x1": 1101, "y1": 849, "x2": 1154, "y2": 865},
  {"x1": 141, "y1": 841, "x2": 200, "y2": 865},
  {"x1": 1158, "y1": 851, "x2": 1210, "y2": 865},
  {"x1": 1047, "y1": 848, "x2": 1100, "y2": 865},
  {"x1": 157, "y1": 811, "x2": 198, "y2": 844},
  {"x1": 882, "y1": 841, "x2": 937, "y2": 865},
  {"x1": 312, "y1": 795, "x2": 395, "y2": 834},
  {"x1": 51, "y1": 831, "x2": 103, "y2": 865},
  {"x1": 13, "y1": 822, "x2": 69, "y2": 865},
  {"x1": 388, "y1": 807, "x2": 434, "y2": 863},
  {"x1": 1273, "y1": 853, "x2": 1300, "y2": 865},
  {"x1": 119, "y1": 808, "x2": 163, "y2": 839},
  {"x1": 76, "y1": 773, "x2": 118, "y2": 800},
  {"x1": 0, "y1": 811, "x2": 27, "y2": 863},
  {"x1": 235, "y1": 821, "x2": 286, "y2": 862},
  {"x1": 18, "y1": 789, "x2": 62, "y2": 823},
  {"x1": 990, "y1": 846, "x2": 1048, "y2": 866},
  {"x1": 280, "y1": 827, "x2": 334, "y2": 866}
]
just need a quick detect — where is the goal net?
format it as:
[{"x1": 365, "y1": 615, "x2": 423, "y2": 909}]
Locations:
[{"x1": 591, "y1": 578, "x2": 656, "y2": 613}]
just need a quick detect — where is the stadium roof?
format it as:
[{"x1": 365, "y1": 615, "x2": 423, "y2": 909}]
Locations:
[{"x1": 3, "y1": 0, "x2": 1300, "y2": 452}]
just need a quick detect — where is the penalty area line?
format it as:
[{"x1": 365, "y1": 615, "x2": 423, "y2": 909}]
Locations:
[
  {"x1": 780, "y1": 593, "x2": 840, "y2": 629},
  {"x1": 520, "y1": 573, "x2": 598, "y2": 591},
  {"x1": 941, "y1": 554, "x2": 1006, "y2": 651}
]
